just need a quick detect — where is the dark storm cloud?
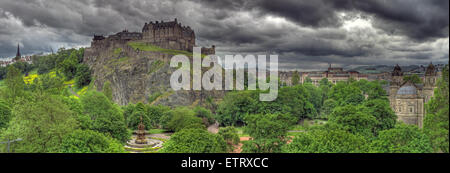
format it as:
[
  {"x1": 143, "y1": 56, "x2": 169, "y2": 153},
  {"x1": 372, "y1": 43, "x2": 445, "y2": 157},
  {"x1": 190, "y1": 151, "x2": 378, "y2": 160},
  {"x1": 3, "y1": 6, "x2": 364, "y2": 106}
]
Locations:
[
  {"x1": 0, "y1": 0, "x2": 185, "y2": 58},
  {"x1": 353, "y1": 0, "x2": 449, "y2": 40},
  {"x1": 0, "y1": 0, "x2": 448, "y2": 70},
  {"x1": 198, "y1": 0, "x2": 449, "y2": 40}
]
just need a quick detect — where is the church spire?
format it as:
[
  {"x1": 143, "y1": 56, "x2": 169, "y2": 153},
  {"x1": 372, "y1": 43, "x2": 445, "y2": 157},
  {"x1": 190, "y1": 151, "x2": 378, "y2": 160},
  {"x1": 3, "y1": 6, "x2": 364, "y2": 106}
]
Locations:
[{"x1": 16, "y1": 44, "x2": 21, "y2": 58}]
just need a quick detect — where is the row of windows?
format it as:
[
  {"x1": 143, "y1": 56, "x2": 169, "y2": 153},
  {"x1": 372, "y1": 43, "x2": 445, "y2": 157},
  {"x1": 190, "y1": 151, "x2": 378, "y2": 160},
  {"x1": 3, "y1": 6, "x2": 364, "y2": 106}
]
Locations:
[
  {"x1": 311, "y1": 80, "x2": 345, "y2": 84},
  {"x1": 397, "y1": 106, "x2": 416, "y2": 113}
]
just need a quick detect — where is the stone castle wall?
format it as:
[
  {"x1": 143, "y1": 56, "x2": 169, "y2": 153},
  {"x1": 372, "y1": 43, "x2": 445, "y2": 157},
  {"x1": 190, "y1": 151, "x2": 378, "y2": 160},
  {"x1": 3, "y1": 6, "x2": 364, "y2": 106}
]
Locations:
[{"x1": 91, "y1": 19, "x2": 207, "y2": 53}]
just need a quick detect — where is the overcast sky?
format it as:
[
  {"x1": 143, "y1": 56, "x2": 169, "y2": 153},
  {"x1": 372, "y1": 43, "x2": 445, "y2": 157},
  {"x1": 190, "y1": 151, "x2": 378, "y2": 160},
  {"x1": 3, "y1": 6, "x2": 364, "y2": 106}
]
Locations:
[{"x1": 0, "y1": 0, "x2": 448, "y2": 70}]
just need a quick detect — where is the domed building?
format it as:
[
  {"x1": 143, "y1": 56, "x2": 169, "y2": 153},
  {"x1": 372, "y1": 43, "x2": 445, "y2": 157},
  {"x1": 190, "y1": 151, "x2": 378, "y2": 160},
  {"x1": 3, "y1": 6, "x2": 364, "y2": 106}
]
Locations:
[{"x1": 388, "y1": 63, "x2": 438, "y2": 128}]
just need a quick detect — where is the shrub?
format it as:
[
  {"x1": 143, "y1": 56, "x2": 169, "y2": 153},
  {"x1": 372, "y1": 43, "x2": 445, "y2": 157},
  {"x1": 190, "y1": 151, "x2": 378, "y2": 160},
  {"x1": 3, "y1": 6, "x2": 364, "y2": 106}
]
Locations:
[{"x1": 160, "y1": 128, "x2": 227, "y2": 153}]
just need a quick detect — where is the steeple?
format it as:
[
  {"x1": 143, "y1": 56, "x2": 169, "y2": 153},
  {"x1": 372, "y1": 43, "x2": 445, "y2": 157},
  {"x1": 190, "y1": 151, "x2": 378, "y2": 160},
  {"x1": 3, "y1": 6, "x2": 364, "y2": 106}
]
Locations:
[
  {"x1": 392, "y1": 64, "x2": 403, "y2": 76},
  {"x1": 425, "y1": 62, "x2": 436, "y2": 76},
  {"x1": 15, "y1": 44, "x2": 21, "y2": 58}
]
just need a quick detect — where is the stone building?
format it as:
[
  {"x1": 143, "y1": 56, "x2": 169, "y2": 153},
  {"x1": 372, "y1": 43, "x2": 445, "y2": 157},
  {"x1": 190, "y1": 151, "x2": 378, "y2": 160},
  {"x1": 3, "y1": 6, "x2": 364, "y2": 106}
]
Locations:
[
  {"x1": 90, "y1": 18, "x2": 214, "y2": 55},
  {"x1": 279, "y1": 64, "x2": 369, "y2": 86},
  {"x1": 142, "y1": 18, "x2": 196, "y2": 52},
  {"x1": 388, "y1": 63, "x2": 438, "y2": 128}
]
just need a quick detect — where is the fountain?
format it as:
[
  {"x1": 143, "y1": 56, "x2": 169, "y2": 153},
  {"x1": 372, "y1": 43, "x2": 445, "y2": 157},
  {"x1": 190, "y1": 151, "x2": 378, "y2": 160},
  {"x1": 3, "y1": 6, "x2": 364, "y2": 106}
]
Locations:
[
  {"x1": 124, "y1": 116, "x2": 164, "y2": 153},
  {"x1": 135, "y1": 116, "x2": 147, "y2": 144}
]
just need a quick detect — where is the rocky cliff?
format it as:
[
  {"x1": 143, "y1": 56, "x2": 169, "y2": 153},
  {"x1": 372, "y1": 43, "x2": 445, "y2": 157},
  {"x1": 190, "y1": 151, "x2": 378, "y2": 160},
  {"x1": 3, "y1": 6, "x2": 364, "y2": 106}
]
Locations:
[{"x1": 83, "y1": 42, "x2": 225, "y2": 106}]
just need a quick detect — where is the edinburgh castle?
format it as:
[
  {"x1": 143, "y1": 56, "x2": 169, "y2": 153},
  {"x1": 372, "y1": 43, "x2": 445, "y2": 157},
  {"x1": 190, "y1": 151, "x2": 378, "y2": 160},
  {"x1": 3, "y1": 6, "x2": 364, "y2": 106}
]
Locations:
[
  {"x1": 83, "y1": 19, "x2": 222, "y2": 106},
  {"x1": 90, "y1": 18, "x2": 215, "y2": 54}
]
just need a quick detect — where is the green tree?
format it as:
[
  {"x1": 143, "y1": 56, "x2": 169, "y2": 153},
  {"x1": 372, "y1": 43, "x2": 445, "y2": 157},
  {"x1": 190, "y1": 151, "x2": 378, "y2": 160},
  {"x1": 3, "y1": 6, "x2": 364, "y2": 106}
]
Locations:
[
  {"x1": 55, "y1": 129, "x2": 125, "y2": 153},
  {"x1": 160, "y1": 128, "x2": 227, "y2": 153},
  {"x1": 60, "y1": 96, "x2": 92, "y2": 130},
  {"x1": 216, "y1": 85, "x2": 313, "y2": 126},
  {"x1": 166, "y1": 107, "x2": 204, "y2": 132},
  {"x1": 319, "y1": 78, "x2": 332, "y2": 88},
  {"x1": 12, "y1": 61, "x2": 34, "y2": 75},
  {"x1": 303, "y1": 82, "x2": 323, "y2": 116},
  {"x1": 122, "y1": 104, "x2": 135, "y2": 122},
  {"x1": 319, "y1": 78, "x2": 332, "y2": 101},
  {"x1": 283, "y1": 127, "x2": 368, "y2": 153},
  {"x1": 403, "y1": 74, "x2": 422, "y2": 84},
  {"x1": 424, "y1": 65, "x2": 449, "y2": 153},
  {"x1": 34, "y1": 54, "x2": 57, "y2": 75},
  {"x1": 74, "y1": 64, "x2": 91, "y2": 87},
  {"x1": 218, "y1": 126, "x2": 240, "y2": 152},
  {"x1": 370, "y1": 123, "x2": 432, "y2": 153},
  {"x1": 242, "y1": 113, "x2": 295, "y2": 153},
  {"x1": 363, "y1": 99, "x2": 397, "y2": 134},
  {"x1": 216, "y1": 90, "x2": 258, "y2": 126},
  {"x1": 320, "y1": 99, "x2": 337, "y2": 118},
  {"x1": 30, "y1": 73, "x2": 65, "y2": 95},
  {"x1": 291, "y1": 71, "x2": 300, "y2": 85},
  {"x1": 80, "y1": 91, "x2": 129, "y2": 143},
  {"x1": 328, "y1": 82, "x2": 364, "y2": 106},
  {"x1": 304, "y1": 77, "x2": 312, "y2": 83},
  {"x1": 193, "y1": 106, "x2": 215, "y2": 126},
  {"x1": 0, "y1": 94, "x2": 78, "y2": 153},
  {"x1": 367, "y1": 81, "x2": 388, "y2": 100},
  {"x1": 0, "y1": 99, "x2": 12, "y2": 129},
  {"x1": 102, "y1": 81, "x2": 113, "y2": 101},
  {"x1": 126, "y1": 103, "x2": 152, "y2": 130},
  {"x1": 146, "y1": 105, "x2": 170, "y2": 128},
  {"x1": 4, "y1": 66, "x2": 25, "y2": 103},
  {"x1": 330, "y1": 105, "x2": 377, "y2": 136},
  {"x1": 0, "y1": 66, "x2": 7, "y2": 80},
  {"x1": 204, "y1": 96, "x2": 218, "y2": 113},
  {"x1": 58, "y1": 53, "x2": 78, "y2": 80}
]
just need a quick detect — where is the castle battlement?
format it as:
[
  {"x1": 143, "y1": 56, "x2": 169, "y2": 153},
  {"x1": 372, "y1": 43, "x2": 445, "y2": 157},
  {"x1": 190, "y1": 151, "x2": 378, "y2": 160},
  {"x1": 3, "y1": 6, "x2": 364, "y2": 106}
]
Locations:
[{"x1": 90, "y1": 18, "x2": 214, "y2": 54}]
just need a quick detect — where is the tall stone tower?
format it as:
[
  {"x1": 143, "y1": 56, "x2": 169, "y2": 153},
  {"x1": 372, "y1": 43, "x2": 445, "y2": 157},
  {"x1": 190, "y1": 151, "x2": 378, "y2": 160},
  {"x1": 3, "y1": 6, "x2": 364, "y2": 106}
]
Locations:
[
  {"x1": 390, "y1": 64, "x2": 403, "y2": 97},
  {"x1": 423, "y1": 62, "x2": 437, "y2": 102}
]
